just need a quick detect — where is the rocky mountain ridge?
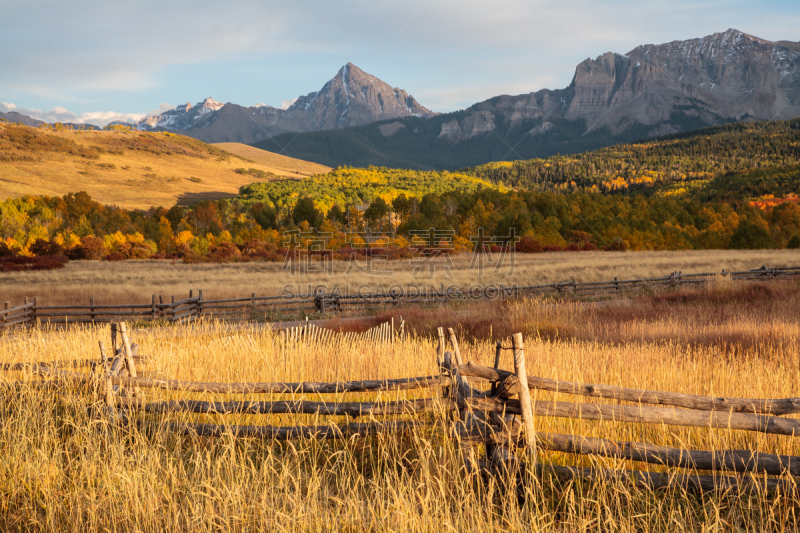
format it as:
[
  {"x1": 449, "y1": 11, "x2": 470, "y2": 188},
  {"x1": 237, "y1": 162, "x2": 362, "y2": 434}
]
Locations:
[
  {"x1": 255, "y1": 29, "x2": 800, "y2": 170},
  {"x1": 130, "y1": 63, "x2": 436, "y2": 144},
  {"x1": 438, "y1": 29, "x2": 800, "y2": 141}
]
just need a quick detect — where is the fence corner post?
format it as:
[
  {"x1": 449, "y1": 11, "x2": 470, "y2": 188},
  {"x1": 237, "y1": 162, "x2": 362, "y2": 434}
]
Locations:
[{"x1": 512, "y1": 332, "x2": 537, "y2": 472}]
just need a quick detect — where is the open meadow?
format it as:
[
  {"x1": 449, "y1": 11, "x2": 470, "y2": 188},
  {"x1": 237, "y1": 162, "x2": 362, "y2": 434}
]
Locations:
[
  {"x1": 0, "y1": 124, "x2": 328, "y2": 209},
  {"x1": 2, "y1": 249, "x2": 800, "y2": 307},
  {"x1": 1, "y1": 278, "x2": 800, "y2": 531}
]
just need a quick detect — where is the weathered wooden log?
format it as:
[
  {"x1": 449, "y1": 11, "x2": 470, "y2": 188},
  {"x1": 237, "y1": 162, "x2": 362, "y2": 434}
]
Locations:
[
  {"x1": 0, "y1": 356, "x2": 149, "y2": 372},
  {"x1": 144, "y1": 420, "x2": 424, "y2": 440},
  {"x1": 118, "y1": 322, "x2": 143, "y2": 399},
  {"x1": 459, "y1": 361, "x2": 800, "y2": 415},
  {"x1": 539, "y1": 464, "x2": 797, "y2": 494},
  {"x1": 468, "y1": 397, "x2": 800, "y2": 436},
  {"x1": 31, "y1": 366, "x2": 450, "y2": 394},
  {"x1": 118, "y1": 397, "x2": 452, "y2": 416},
  {"x1": 538, "y1": 433, "x2": 800, "y2": 476},
  {"x1": 512, "y1": 333, "x2": 537, "y2": 470}
]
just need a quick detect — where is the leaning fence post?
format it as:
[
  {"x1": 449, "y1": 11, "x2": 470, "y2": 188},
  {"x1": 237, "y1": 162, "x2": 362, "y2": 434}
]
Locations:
[
  {"x1": 447, "y1": 328, "x2": 465, "y2": 366},
  {"x1": 118, "y1": 322, "x2": 143, "y2": 399},
  {"x1": 512, "y1": 333, "x2": 537, "y2": 471}
]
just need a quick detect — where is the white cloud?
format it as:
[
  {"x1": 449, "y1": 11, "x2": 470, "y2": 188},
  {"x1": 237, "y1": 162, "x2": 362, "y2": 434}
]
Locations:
[
  {"x1": 147, "y1": 102, "x2": 174, "y2": 116},
  {"x1": 279, "y1": 98, "x2": 298, "y2": 110},
  {"x1": 0, "y1": 102, "x2": 144, "y2": 127},
  {"x1": 2, "y1": 1, "x2": 799, "y2": 114}
]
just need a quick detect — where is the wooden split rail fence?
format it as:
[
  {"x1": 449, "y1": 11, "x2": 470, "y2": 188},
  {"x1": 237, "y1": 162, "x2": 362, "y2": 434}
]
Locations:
[
  {"x1": 5, "y1": 321, "x2": 800, "y2": 495},
  {"x1": 2, "y1": 265, "x2": 800, "y2": 331}
]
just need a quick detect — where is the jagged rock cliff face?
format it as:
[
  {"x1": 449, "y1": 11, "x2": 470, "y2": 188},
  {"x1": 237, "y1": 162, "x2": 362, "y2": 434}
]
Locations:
[
  {"x1": 439, "y1": 29, "x2": 800, "y2": 140},
  {"x1": 290, "y1": 63, "x2": 433, "y2": 130},
  {"x1": 133, "y1": 64, "x2": 435, "y2": 144}
]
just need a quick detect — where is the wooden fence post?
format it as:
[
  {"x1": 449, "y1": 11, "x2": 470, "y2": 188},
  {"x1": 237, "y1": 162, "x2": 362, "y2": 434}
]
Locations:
[
  {"x1": 447, "y1": 328, "x2": 464, "y2": 366},
  {"x1": 110, "y1": 323, "x2": 119, "y2": 354},
  {"x1": 437, "y1": 327, "x2": 446, "y2": 365},
  {"x1": 512, "y1": 333, "x2": 537, "y2": 470},
  {"x1": 491, "y1": 341, "x2": 502, "y2": 395},
  {"x1": 98, "y1": 340, "x2": 118, "y2": 419},
  {"x1": 2, "y1": 302, "x2": 8, "y2": 326},
  {"x1": 118, "y1": 322, "x2": 143, "y2": 399},
  {"x1": 89, "y1": 297, "x2": 96, "y2": 323}
]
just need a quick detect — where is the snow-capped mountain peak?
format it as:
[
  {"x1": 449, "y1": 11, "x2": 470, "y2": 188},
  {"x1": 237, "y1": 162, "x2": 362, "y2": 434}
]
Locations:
[{"x1": 134, "y1": 63, "x2": 436, "y2": 141}]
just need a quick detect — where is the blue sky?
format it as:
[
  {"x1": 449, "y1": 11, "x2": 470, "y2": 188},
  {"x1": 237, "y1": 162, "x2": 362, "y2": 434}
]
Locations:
[{"x1": 1, "y1": 0, "x2": 798, "y2": 126}]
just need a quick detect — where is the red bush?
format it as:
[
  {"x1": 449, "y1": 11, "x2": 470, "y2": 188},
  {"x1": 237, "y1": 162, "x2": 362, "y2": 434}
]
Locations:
[
  {"x1": 517, "y1": 236, "x2": 543, "y2": 253},
  {"x1": 207, "y1": 242, "x2": 242, "y2": 262},
  {"x1": 80, "y1": 236, "x2": 106, "y2": 260},
  {"x1": 604, "y1": 239, "x2": 629, "y2": 252},
  {"x1": 0, "y1": 242, "x2": 17, "y2": 258},
  {"x1": 0, "y1": 255, "x2": 68, "y2": 272},
  {"x1": 104, "y1": 252, "x2": 126, "y2": 261},
  {"x1": 29, "y1": 238, "x2": 65, "y2": 257}
]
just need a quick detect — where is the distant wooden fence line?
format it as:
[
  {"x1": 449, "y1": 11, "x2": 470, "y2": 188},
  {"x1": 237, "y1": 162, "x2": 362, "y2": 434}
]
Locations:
[
  {"x1": 2, "y1": 265, "x2": 799, "y2": 330},
  {"x1": 4, "y1": 321, "x2": 800, "y2": 495}
]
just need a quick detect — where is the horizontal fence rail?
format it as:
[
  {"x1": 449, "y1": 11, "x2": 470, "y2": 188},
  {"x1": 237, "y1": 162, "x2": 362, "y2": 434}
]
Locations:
[
  {"x1": 2, "y1": 265, "x2": 799, "y2": 330},
  {"x1": 4, "y1": 320, "x2": 800, "y2": 495}
]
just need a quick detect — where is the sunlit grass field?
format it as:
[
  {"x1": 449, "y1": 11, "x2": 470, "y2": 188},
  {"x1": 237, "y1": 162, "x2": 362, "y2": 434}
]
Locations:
[
  {"x1": 0, "y1": 124, "x2": 327, "y2": 209},
  {"x1": 3, "y1": 249, "x2": 800, "y2": 307},
  {"x1": 2, "y1": 280, "x2": 800, "y2": 531}
]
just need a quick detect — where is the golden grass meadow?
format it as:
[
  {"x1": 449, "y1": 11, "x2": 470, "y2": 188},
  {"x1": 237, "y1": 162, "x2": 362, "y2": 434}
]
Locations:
[
  {"x1": 0, "y1": 124, "x2": 329, "y2": 209},
  {"x1": 1, "y1": 272, "x2": 800, "y2": 531}
]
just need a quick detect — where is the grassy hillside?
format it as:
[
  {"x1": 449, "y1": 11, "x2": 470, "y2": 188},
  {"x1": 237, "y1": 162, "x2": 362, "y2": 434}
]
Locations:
[
  {"x1": 211, "y1": 142, "x2": 330, "y2": 178},
  {"x1": 0, "y1": 123, "x2": 318, "y2": 209}
]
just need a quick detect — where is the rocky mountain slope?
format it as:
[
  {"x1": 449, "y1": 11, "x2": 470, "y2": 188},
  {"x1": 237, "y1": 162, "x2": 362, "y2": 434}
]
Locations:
[
  {"x1": 438, "y1": 29, "x2": 800, "y2": 140},
  {"x1": 132, "y1": 63, "x2": 436, "y2": 144},
  {"x1": 256, "y1": 29, "x2": 800, "y2": 169}
]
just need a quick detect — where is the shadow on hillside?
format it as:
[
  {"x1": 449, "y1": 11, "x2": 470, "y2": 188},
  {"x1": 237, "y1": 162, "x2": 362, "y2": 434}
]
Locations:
[{"x1": 176, "y1": 191, "x2": 237, "y2": 205}]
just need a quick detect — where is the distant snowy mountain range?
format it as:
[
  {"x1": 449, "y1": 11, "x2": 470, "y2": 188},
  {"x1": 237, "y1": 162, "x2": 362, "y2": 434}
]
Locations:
[{"x1": 115, "y1": 63, "x2": 436, "y2": 144}]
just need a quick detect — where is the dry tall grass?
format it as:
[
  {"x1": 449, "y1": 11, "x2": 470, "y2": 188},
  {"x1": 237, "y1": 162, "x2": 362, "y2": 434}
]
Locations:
[
  {"x1": 3, "y1": 249, "x2": 800, "y2": 307},
  {"x1": 211, "y1": 142, "x2": 331, "y2": 177},
  {"x1": 1, "y1": 281, "x2": 800, "y2": 531}
]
